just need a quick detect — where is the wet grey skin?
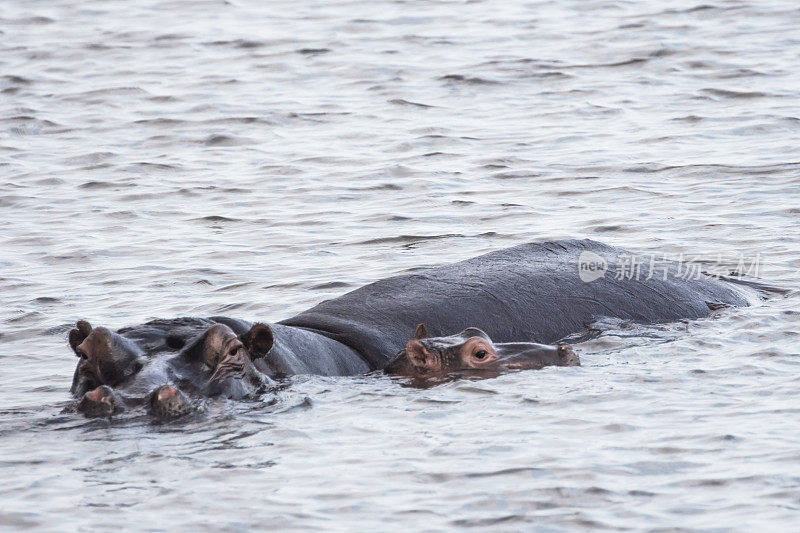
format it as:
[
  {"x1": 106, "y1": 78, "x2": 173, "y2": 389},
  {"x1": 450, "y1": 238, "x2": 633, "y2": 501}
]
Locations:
[{"x1": 384, "y1": 324, "x2": 580, "y2": 379}]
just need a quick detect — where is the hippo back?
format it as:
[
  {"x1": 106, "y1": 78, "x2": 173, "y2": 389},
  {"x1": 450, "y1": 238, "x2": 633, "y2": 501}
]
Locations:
[{"x1": 280, "y1": 239, "x2": 754, "y2": 370}]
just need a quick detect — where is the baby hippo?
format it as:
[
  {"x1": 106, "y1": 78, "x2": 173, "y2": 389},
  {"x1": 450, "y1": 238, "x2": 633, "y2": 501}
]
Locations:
[{"x1": 384, "y1": 324, "x2": 579, "y2": 378}]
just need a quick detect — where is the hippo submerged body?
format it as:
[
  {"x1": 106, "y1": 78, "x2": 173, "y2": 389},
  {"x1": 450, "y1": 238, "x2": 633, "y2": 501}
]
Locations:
[{"x1": 67, "y1": 239, "x2": 757, "y2": 418}]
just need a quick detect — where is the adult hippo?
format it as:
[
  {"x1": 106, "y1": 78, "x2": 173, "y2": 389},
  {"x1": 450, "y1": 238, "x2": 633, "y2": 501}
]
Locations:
[
  {"x1": 69, "y1": 319, "x2": 276, "y2": 418},
  {"x1": 279, "y1": 238, "x2": 755, "y2": 369},
  {"x1": 67, "y1": 239, "x2": 758, "y2": 416}
]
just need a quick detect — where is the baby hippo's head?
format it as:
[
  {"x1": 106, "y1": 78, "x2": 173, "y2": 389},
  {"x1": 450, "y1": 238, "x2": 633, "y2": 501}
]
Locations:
[{"x1": 384, "y1": 324, "x2": 579, "y2": 379}]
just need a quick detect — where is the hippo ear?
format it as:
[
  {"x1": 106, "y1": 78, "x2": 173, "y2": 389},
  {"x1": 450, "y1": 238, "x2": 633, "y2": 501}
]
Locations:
[
  {"x1": 405, "y1": 339, "x2": 439, "y2": 373},
  {"x1": 68, "y1": 320, "x2": 93, "y2": 354},
  {"x1": 413, "y1": 323, "x2": 429, "y2": 340},
  {"x1": 462, "y1": 327, "x2": 491, "y2": 342},
  {"x1": 241, "y1": 323, "x2": 274, "y2": 359}
]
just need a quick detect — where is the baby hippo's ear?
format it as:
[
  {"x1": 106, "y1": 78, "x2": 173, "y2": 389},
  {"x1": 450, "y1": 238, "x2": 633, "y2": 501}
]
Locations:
[
  {"x1": 405, "y1": 339, "x2": 440, "y2": 373},
  {"x1": 413, "y1": 323, "x2": 429, "y2": 340},
  {"x1": 241, "y1": 323, "x2": 274, "y2": 359}
]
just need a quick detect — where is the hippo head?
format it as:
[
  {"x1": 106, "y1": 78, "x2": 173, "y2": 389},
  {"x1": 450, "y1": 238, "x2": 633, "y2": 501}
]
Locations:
[
  {"x1": 69, "y1": 321, "x2": 145, "y2": 397},
  {"x1": 384, "y1": 324, "x2": 580, "y2": 379},
  {"x1": 180, "y1": 323, "x2": 273, "y2": 399}
]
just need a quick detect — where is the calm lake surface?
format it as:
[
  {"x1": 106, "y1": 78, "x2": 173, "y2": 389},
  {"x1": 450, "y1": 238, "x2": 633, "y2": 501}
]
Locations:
[{"x1": 2, "y1": 0, "x2": 799, "y2": 530}]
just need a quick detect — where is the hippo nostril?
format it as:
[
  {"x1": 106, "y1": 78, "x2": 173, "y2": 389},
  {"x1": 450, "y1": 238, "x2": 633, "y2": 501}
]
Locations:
[
  {"x1": 86, "y1": 386, "x2": 107, "y2": 402},
  {"x1": 86, "y1": 390, "x2": 100, "y2": 402},
  {"x1": 149, "y1": 385, "x2": 191, "y2": 419},
  {"x1": 157, "y1": 386, "x2": 179, "y2": 402}
]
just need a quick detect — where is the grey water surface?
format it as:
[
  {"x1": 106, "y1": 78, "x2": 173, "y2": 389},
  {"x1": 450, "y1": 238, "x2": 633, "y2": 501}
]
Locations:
[{"x1": 2, "y1": 0, "x2": 800, "y2": 530}]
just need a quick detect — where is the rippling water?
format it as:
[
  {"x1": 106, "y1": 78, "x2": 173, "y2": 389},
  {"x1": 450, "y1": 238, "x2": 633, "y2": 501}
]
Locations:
[{"x1": 2, "y1": 0, "x2": 800, "y2": 529}]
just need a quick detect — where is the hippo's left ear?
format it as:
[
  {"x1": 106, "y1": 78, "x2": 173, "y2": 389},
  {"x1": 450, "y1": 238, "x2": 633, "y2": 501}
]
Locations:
[
  {"x1": 413, "y1": 323, "x2": 429, "y2": 340},
  {"x1": 405, "y1": 339, "x2": 440, "y2": 373},
  {"x1": 241, "y1": 323, "x2": 274, "y2": 359}
]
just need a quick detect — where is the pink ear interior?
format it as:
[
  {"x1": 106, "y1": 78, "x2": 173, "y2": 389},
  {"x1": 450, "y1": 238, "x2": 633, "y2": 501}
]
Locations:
[
  {"x1": 413, "y1": 323, "x2": 429, "y2": 340},
  {"x1": 405, "y1": 339, "x2": 438, "y2": 372}
]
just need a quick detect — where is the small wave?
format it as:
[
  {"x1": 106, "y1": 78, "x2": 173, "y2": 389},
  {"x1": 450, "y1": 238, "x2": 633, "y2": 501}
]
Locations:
[
  {"x1": 671, "y1": 115, "x2": 706, "y2": 123},
  {"x1": 625, "y1": 162, "x2": 800, "y2": 175},
  {"x1": 192, "y1": 215, "x2": 242, "y2": 223},
  {"x1": 565, "y1": 58, "x2": 650, "y2": 69},
  {"x1": 78, "y1": 180, "x2": 120, "y2": 190},
  {"x1": 84, "y1": 43, "x2": 113, "y2": 51},
  {"x1": 1, "y1": 116, "x2": 59, "y2": 127},
  {"x1": 388, "y1": 98, "x2": 433, "y2": 108},
  {"x1": 74, "y1": 86, "x2": 151, "y2": 97},
  {"x1": 345, "y1": 183, "x2": 403, "y2": 191},
  {"x1": 310, "y1": 281, "x2": 352, "y2": 290},
  {"x1": 201, "y1": 134, "x2": 254, "y2": 147},
  {"x1": 154, "y1": 33, "x2": 189, "y2": 41},
  {"x1": 1, "y1": 75, "x2": 32, "y2": 85},
  {"x1": 358, "y1": 234, "x2": 464, "y2": 245},
  {"x1": 206, "y1": 39, "x2": 267, "y2": 49},
  {"x1": 2, "y1": 16, "x2": 54, "y2": 25},
  {"x1": 439, "y1": 74, "x2": 500, "y2": 85},
  {"x1": 133, "y1": 118, "x2": 186, "y2": 126},
  {"x1": 213, "y1": 282, "x2": 257, "y2": 292},
  {"x1": 297, "y1": 48, "x2": 330, "y2": 55},
  {"x1": 31, "y1": 297, "x2": 60, "y2": 304},
  {"x1": 129, "y1": 162, "x2": 180, "y2": 171},
  {"x1": 590, "y1": 225, "x2": 637, "y2": 234},
  {"x1": 702, "y1": 88, "x2": 772, "y2": 99},
  {"x1": 207, "y1": 116, "x2": 276, "y2": 125}
]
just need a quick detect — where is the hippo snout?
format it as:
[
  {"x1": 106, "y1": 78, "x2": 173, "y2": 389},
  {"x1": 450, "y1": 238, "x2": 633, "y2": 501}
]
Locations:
[
  {"x1": 77, "y1": 385, "x2": 122, "y2": 418},
  {"x1": 148, "y1": 385, "x2": 192, "y2": 419}
]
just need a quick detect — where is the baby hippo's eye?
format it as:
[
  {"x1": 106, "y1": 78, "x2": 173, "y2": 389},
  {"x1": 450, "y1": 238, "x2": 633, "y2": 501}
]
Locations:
[{"x1": 474, "y1": 350, "x2": 488, "y2": 360}]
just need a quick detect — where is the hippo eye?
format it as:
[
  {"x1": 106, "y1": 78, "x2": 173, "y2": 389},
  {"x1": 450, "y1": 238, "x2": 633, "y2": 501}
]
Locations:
[{"x1": 474, "y1": 350, "x2": 488, "y2": 360}]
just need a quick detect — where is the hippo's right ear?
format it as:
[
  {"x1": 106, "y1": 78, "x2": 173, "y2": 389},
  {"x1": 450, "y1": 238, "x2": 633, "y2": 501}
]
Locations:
[
  {"x1": 413, "y1": 323, "x2": 429, "y2": 340},
  {"x1": 241, "y1": 323, "x2": 274, "y2": 359},
  {"x1": 68, "y1": 320, "x2": 93, "y2": 354}
]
